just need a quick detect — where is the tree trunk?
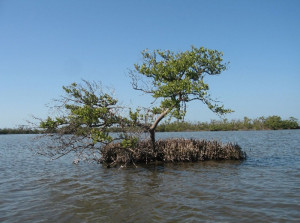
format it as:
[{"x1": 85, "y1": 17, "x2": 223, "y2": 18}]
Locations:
[
  {"x1": 149, "y1": 128, "x2": 156, "y2": 153},
  {"x1": 149, "y1": 108, "x2": 170, "y2": 154}
]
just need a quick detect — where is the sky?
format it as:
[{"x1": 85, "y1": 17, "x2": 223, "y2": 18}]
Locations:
[{"x1": 0, "y1": 0, "x2": 299, "y2": 128}]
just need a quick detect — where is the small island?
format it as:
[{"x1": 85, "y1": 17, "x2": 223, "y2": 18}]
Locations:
[{"x1": 9, "y1": 46, "x2": 298, "y2": 167}]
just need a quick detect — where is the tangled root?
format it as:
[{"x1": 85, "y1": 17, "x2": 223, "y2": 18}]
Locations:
[{"x1": 99, "y1": 138, "x2": 246, "y2": 167}]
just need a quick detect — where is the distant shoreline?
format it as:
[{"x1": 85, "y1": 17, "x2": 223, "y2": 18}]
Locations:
[
  {"x1": 0, "y1": 128, "x2": 41, "y2": 135},
  {"x1": 1, "y1": 116, "x2": 299, "y2": 134},
  {"x1": 1, "y1": 128, "x2": 299, "y2": 135},
  {"x1": 156, "y1": 116, "x2": 299, "y2": 132}
]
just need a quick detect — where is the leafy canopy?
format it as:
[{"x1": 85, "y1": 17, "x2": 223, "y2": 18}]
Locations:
[
  {"x1": 38, "y1": 80, "x2": 144, "y2": 162},
  {"x1": 40, "y1": 80, "x2": 122, "y2": 145},
  {"x1": 131, "y1": 46, "x2": 233, "y2": 121}
]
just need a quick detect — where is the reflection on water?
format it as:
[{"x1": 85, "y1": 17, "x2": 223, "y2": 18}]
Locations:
[{"x1": 1, "y1": 130, "x2": 300, "y2": 222}]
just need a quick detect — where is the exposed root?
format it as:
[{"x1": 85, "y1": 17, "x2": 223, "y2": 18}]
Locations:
[{"x1": 99, "y1": 138, "x2": 246, "y2": 167}]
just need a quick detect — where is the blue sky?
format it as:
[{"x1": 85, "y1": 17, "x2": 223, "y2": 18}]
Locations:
[{"x1": 0, "y1": 0, "x2": 299, "y2": 128}]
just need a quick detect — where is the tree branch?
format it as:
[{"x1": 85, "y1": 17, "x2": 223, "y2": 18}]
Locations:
[{"x1": 149, "y1": 108, "x2": 170, "y2": 131}]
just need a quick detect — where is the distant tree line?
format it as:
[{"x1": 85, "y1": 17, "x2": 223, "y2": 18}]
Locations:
[
  {"x1": 0, "y1": 126, "x2": 41, "y2": 134},
  {"x1": 157, "y1": 116, "x2": 299, "y2": 132},
  {"x1": 1, "y1": 116, "x2": 298, "y2": 135}
]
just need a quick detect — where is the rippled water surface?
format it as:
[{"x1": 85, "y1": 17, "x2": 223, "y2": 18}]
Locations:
[{"x1": 1, "y1": 130, "x2": 300, "y2": 222}]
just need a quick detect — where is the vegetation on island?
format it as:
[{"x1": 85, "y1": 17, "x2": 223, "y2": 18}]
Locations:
[
  {"x1": 100, "y1": 46, "x2": 246, "y2": 166},
  {"x1": 33, "y1": 46, "x2": 248, "y2": 166}
]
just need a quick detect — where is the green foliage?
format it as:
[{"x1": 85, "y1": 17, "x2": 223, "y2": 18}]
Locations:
[
  {"x1": 39, "y1": 80, "x2": 122, "y2": 145},
  {"x1": 91, "y1": 129, "x2": 113, "y2": 144},
  {"x1": 129, "y1": 109, "x2": 140, "y2": 125},
  {"x1": 0, "y1": 127, "x2": 41, "y2": 134},
  {"x1": 264, "y1": 116, "x2": 282, "y2": 130},
  {"x1": 60, "y1": 82, "x2": 119, "y2": 130},
  {"x1": 156, "y1": 116, "x2": 299, "y2": 132},
  {"x1": 264, "y1": 116, "x2": 299, "y2": 130},
  {"x1": 121, "y1": 136, "x2": 138, "y2": 149},
  {"x1": 40, "y1": 117, "x2": 65, "y2": 132},
  {"x1": 131, "y1": 46, "x2": 233, "y2": 123}
]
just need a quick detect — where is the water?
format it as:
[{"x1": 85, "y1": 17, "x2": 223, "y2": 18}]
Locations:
[{"x1": 0, "y1": 130, "x2": 300, "y2": 222}]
